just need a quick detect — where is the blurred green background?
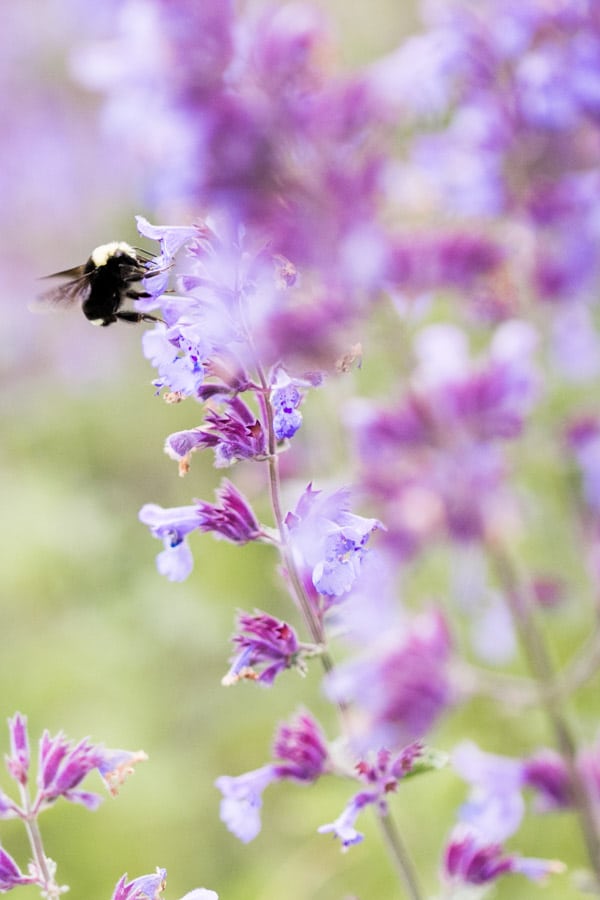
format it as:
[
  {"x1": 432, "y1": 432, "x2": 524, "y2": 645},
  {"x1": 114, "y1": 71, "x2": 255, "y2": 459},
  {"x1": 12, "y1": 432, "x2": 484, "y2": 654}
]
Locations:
[{"x1": 1, "y1": 1, "x2": 596, "y2": 898}]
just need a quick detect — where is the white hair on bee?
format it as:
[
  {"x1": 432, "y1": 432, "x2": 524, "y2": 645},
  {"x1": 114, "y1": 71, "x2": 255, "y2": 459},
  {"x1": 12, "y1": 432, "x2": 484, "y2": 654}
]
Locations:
[{"x1": 91, "y1": 241, "x2": 136, "y2": 267}]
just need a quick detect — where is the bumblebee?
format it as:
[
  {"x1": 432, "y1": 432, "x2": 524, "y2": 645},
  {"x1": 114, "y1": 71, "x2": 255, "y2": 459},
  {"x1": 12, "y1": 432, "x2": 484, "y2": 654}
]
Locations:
[{"x1": 40, "y1": 241, "x2": 164, "y2": 326}]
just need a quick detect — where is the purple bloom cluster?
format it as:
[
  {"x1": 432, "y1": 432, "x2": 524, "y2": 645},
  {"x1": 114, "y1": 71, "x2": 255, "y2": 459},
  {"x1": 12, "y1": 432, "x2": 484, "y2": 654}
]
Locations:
[
  {"x1": 396, "y1": 0, "x2": 600, "y2": 304},
  {"x1": 350, "y1": 321, "x2": 537, "y2": 555},
  {"x1": 0, "y1": 714, "x2": 148, "y2": 898}
]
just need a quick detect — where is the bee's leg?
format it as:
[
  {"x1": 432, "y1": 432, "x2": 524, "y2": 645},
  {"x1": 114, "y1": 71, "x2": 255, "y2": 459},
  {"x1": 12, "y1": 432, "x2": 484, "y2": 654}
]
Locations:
[
  {"x1": 125, "y1": 288, "x2": 153, "y2": 299},
  {"x1": 115, "y1": 311, "x2": 164, "y2": 324}
]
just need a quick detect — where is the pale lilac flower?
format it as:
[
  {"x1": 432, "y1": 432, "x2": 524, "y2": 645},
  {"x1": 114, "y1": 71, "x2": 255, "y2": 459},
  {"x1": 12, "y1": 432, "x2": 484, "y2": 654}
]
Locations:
[
  {"x1": 216, "y1": 712, "x2": 329, "y2": 842},
  {"x1": 138, "y1": 503, "x2": 203, "y2": 581},
  {"x1": 216, "y1": 765, "x2": 278, "y2": 844},
  {"x1": 285, "y1": 485, "x2": 383, "y2": 599}
]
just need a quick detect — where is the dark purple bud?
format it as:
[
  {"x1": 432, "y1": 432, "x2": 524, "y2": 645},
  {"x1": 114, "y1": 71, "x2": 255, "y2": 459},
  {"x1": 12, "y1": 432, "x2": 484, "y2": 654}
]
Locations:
[
  {"x1": 522, "y1": 751, "x2": 572, "y2": 811},
  {"x1": 197, "y1": 480, "x2": 261, "y2": 544},
  {"x1": 272, "y1": 712, "x2": 328, "y2": 782},
  {"x1": 223, "y1": 611, "x2": 300, "y2": 686},
  {"x1": 0, "y1": 845, "x2": 36, "y2": 891},
  {"x1": 6, "y1": 713, "x2": 30, "y2": 786}
]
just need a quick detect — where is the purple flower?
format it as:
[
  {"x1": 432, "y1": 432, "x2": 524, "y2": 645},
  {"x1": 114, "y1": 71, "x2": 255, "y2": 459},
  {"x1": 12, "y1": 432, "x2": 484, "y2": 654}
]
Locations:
[
  {"x1": 271, "y1": 712, "x2": 329, "y2": 782},
  {"x1": 326, "y1": 610, "x2": 452, "y2": 751},
  {"x1": 285, "y1": 484, "x2": 383, "y2": 599},
  {"x1": 0, "y1": 845, "x2": 36, "y2": 891},
  {"x1": 223, "y1": 612, "x2": 301, "y2": 686},
  {"x1": 215, "y1": 765, "x2": 277, "y2": 844},
  {"x1": 443, "y1": 826, "x2": 565, "y2": 886},
  {"x1": 6, "y1": 713, "x2": 29, "y2": 786},
  {"x1": 111, "y1": 868, "x2": 167, "y2": 900},
  {"x1": 522, "y1": 751, "x2": 572, "y2": 812},
  {"x1": 139, "y1": 503, "x2": 202, "y2": 582},
  {"x1": 452, "y1": 741, "x2": 525, "y2": 842},
  {"x1": 269, "y1": 368, "x2": 321, "y2": 441},
  {"x1": 164, "y1": 397, "x2": 266, "y2": 471},
  {"x1": 196, "y1": 480, "x2": 261, "y2": 544},
  {"x1": 349, "y1": 321, "x2": 537, "y2": 554},
  {"x1": 317, "y1": 794, "x2": 368, "y2": 850},
  {"x1": 35, "y1": 731, "x2": 146, "y2": 812},
  {"x1": 319, "y1": 743, "x2": 426, "y2": 851},
  {"x1": 216, "y1": 711, "x2": 328, "y2": 842}
]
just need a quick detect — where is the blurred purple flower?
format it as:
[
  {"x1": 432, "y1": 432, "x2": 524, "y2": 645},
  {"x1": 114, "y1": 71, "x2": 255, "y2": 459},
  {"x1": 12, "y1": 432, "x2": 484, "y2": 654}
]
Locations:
[
  {"x1": 443, "y1": 825, "x2": 565, "y2": 887},
  {"x1": 326, "y1": 610, "x2": 452, "y2": 751},
  {"x1": 216, "y1": 711, "x2": 328, "y2": 842}
]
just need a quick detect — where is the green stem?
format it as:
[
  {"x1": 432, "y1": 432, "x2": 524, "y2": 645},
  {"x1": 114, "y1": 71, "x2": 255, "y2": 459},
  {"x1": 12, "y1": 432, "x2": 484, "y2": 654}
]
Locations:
[
  {"x1": 489, "y1": 541, "x2": 600, "y2": 885},
  {"x1": 19, "y1": 784, "x2": 58, "y2": 898}
]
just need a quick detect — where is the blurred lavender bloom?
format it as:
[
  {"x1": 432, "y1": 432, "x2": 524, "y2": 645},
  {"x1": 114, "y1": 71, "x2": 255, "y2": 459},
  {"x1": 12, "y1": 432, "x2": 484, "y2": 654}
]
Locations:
[
  {"x1": 326, "y1": 610, "x2": 452, "y2": 751},
  {"x1": 566, "y1": 416, "x2": 600, "y2": 513},
  {"x1": 443, "y1": 825, "x2": 565, "y2": 887},
  {"x1": 349, "y1": 322, "x2": 537, "y2": 555},
  {"x1": 215, "y1": 765, "x2": 277, "y2": 844},
  {"x1": 522, "y1": 750, "x2": 572, "y2": 812},
  {"x1": 317, "y1": 794, "x2": 368, "y2": 850},
  {"x1": 271, "y1": 712, "x2": 329, "y2": 782},
  {"x1": 403, "y1": 0, "x2": 600, "y2": 302},
  {"x1": 285, "y1": 485, "x2": 382, "y2": 599},
  {"x1": 453, "y1": 742, "x2": 525, "y2": 842},
  {"x1": 223, "y1": 612, "x2": 301, "y2": 686},
  {"x1": 216, "y1": 711, "x2": 328, "y2": 843}
]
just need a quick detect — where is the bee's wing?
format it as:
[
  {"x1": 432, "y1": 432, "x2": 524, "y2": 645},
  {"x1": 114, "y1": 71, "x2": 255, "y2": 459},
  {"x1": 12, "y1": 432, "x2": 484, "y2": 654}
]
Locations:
[{"x1": 34, "y1": 267, "x2": 90, "y2": 310}]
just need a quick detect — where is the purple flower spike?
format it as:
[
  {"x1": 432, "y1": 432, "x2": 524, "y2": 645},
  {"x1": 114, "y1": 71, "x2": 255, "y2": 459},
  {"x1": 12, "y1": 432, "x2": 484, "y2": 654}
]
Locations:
[
  {"x1": 272, "y1": 712, "x2": 329, "y2": 782},
  {"x1": 6, "y1": 713, "x2": 30, "y2": 786},
  {"x1": 197, "y1": 480, "x2": 261, "y2": 544},
  {"x1": 0, "y1": 844, "x2": 36, "y2": 891},
  {"x1": 215, "y1": 765, "x2": 277, "y2": 843},
  {"x1": 112, "y1": 867, "x2": 167, "y2": 900},
  {"x1": 223, "y1": 611, "x2": 301, "y2": 686}
]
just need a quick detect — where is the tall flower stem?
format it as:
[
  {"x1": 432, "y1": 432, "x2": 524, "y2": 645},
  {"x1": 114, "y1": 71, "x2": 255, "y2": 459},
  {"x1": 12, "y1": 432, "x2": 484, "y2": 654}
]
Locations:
[
  {"x1": 18, "y1": 784, "x2": 59, "y2": 898},
  {"x1": 488, "y1": 539, "x2": 600, "y2": 885},
  {"x1": 253, "y1": 361, "x2": 423, "y2": 900}
]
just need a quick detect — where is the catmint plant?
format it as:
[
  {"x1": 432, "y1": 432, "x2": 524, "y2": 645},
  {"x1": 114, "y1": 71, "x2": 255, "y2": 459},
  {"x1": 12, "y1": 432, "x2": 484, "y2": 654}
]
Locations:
[{"x1": 28, "y1": 0, "x2": 600, "y2": 896}]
